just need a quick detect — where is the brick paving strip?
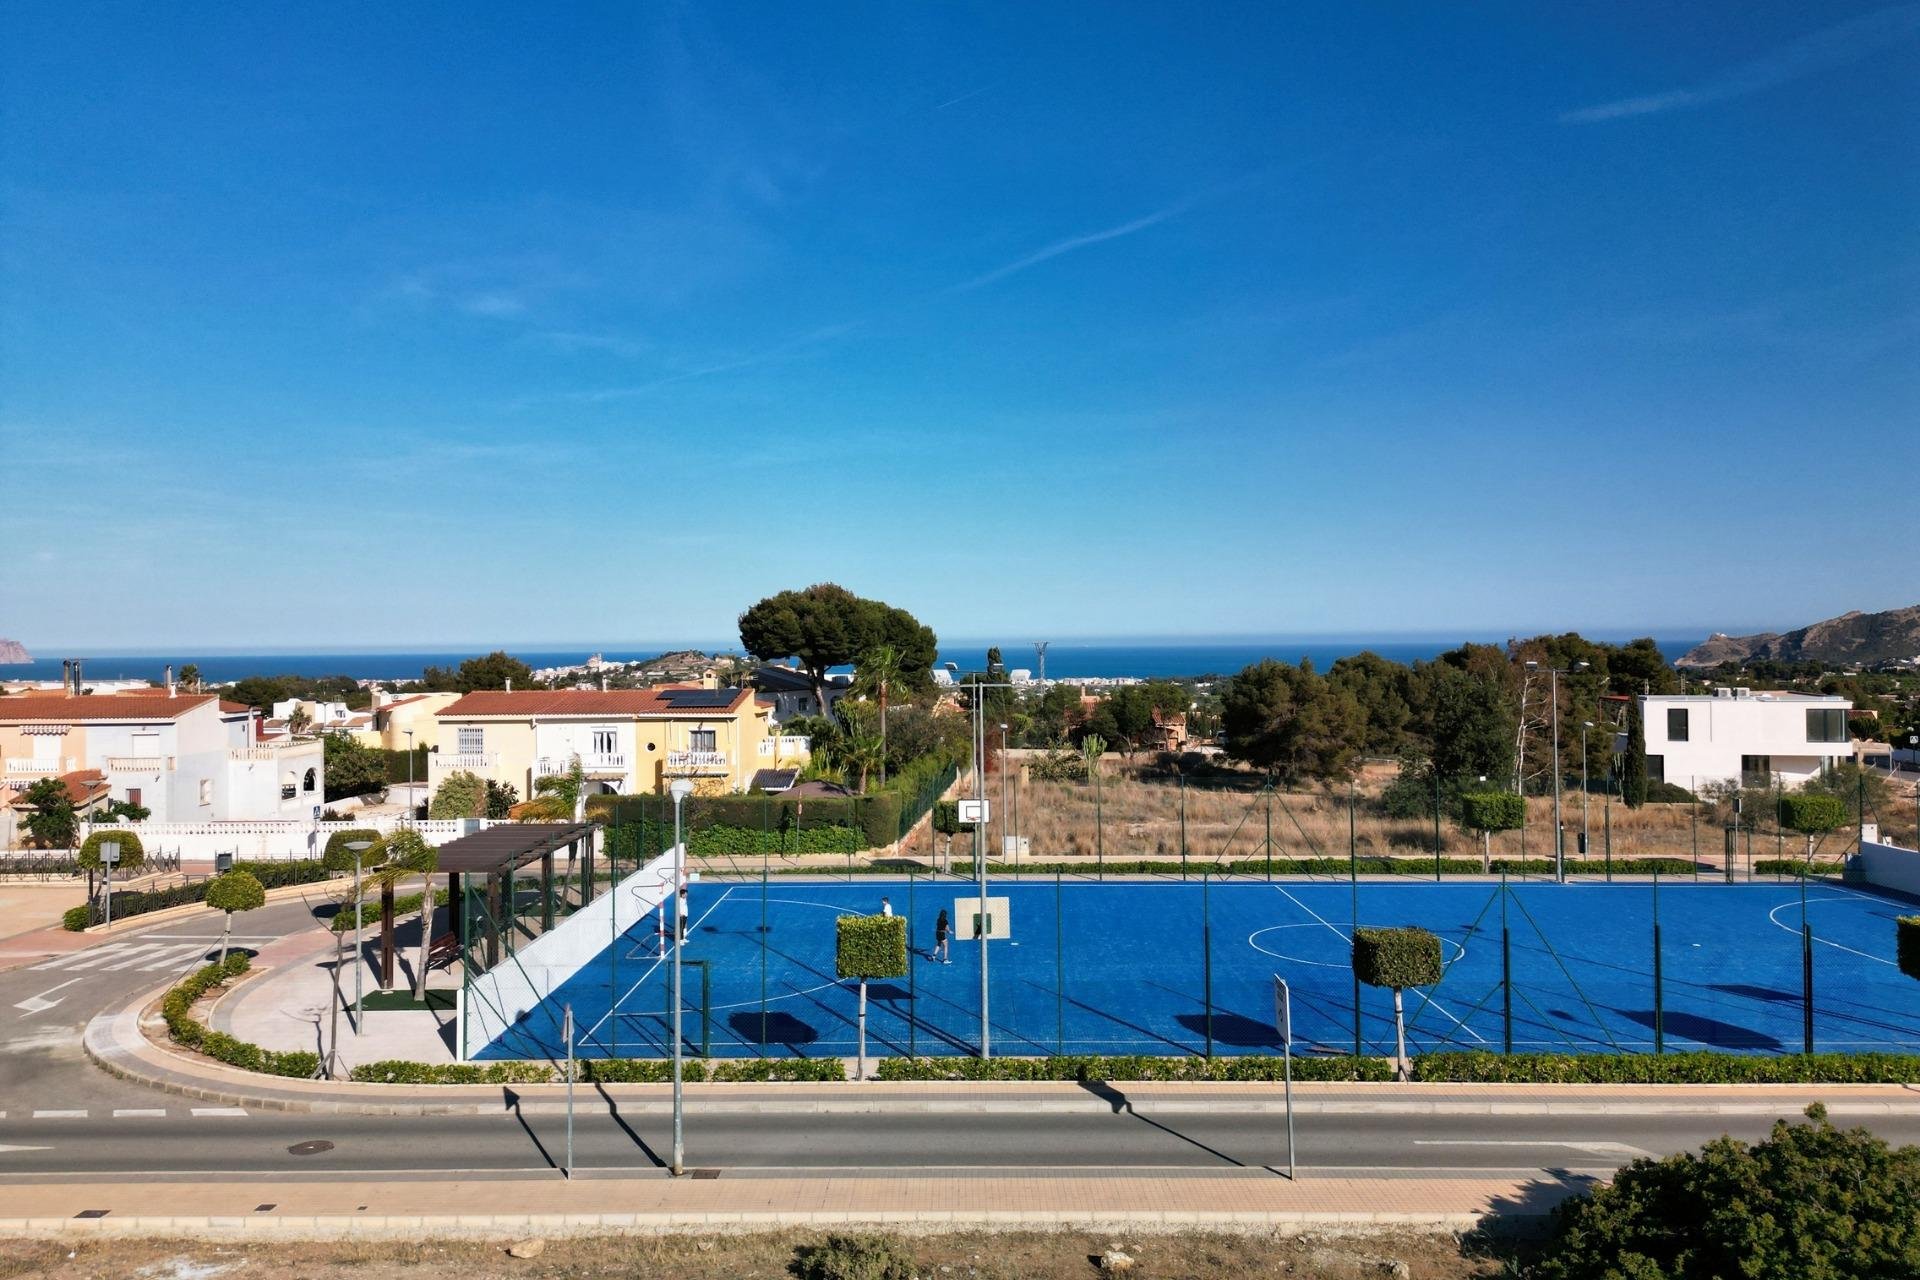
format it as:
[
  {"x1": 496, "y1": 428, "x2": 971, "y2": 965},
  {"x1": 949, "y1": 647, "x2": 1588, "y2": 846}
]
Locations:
[{"x1": 0, "y1": 1171, "x2": 1572, "y2": 1238}]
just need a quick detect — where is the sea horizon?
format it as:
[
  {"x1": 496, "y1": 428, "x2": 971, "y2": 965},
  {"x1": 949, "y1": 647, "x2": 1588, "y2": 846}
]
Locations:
[{"x1": 2, "y1": 634, "x2": 1707, "y2": 685}]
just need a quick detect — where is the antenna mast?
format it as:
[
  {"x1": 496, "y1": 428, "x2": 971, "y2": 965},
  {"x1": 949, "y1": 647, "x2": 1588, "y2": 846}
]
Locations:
[{"x1": 1033, "y1": 641, "x2": 1048, "y2": 686}]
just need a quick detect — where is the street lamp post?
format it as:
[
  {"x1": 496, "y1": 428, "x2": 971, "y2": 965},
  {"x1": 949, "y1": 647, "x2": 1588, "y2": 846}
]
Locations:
[
  {"x1": 1526, "y1": 660, "x2": 1588, "y2": 883},
  {"x1": 1580, "y1": 721, "x2": 1594, "y2": 862},
  {"x1": 999, "y1": 723, "x2": 1010, "y2": 866},
  {"x1": 668, "y1": 777, "x2": 694, "y2": 1176},
  {"x1": 967, "y1": 679, "x2": 1016, "y2": 1058},
  {"x1": 345, "y1": 839, "x2": 374, "y2": 1034}
]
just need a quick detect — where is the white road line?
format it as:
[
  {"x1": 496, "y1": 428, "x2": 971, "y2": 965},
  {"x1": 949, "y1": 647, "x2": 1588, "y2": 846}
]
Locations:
[
  {"x1": 132, "y1": 943, "x2": 224, "y2": 972},
  {"x1": 1413, "y1": 1139, "x2": 1656, "y2": 1159},
  {"x1": 12, "y1": 975, "x2": 90, "y2": 1016},
  {"x1": 190, "y1": 1107, "x2": 249, "y2": 1117},
  {"x1": 29, "y1": 943, "x2": 170, "y2": 972},
  {"x1": 111, "y1": 1109, "x2": 166, "y2": 1118},
  {"x1": 31, "y1": 1110, "x2": 86, "y2": 1119}
]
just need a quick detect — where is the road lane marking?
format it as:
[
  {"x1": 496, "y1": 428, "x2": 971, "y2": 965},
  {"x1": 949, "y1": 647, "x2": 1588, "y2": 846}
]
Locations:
[
  {"x1": 31, "y1": 1110, "x2": 86, "y2": 1119},
  {"x1": 1413, "y1": 1139, "x2": 1656, "y2": 1158},
  {"x1": 112, "y1": 1109, "x2": 166, "y2": 1118},
  {"x1": 12, "y1": 975, "x2": 89, "y2": 1016},
  {"x1": 0, "y1": 1145, "x2": 53, "y2": 1153},
  {"x1": 30, "y1": 943, "x2": 171, "y2": 972},
  {"x1": 190, "y1": 1107, "x2": 249, "y2": 1117}
]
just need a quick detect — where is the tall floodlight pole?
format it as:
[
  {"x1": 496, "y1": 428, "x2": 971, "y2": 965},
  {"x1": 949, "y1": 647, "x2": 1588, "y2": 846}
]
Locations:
[
  {"x1": 999, "y1": 723, "x2": 1010, "y2": 864},
  {"x1": 967, "y1": 679, "x2": 1016, "y2": 1058},
  {"x1": 1530, "y1": 660, "x2": 1588, "y2": 883},
  {"x1": 346, "y1": 839, "x2": 375, "y2": 1033},
  {"x1": 669, "y1": 777, "x2": 694, "y2": 1176}
]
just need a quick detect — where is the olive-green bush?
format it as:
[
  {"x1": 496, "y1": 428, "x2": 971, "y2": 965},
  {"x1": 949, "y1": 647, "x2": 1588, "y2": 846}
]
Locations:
[
  {"x1": 77, "y1": 829, "x2": 144, "y2": 872},
  {"x1": 322, "y1": 828, "x2": 382, "y2": 873},
  {"x1": 835, "y1": 913, "x2": 907, "y2": 980},
  {"x1": 1778, "y1": 792, "x2": 1848, "y2": 835},
  {"x1": 1459, "y1": 790, "x2": 1525, "y2": 832},
  {"x1": 1352, "y1": 926, "x2": 1443, "y2": 989}
]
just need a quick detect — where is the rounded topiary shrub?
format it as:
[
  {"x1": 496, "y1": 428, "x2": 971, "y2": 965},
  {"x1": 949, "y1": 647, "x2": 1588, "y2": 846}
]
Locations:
[
  {"x1": 322, "y1": 828, "x2": 382, "y2": 873},
  {"x1": 77, "y1": 829, "x2": 144, "y2": 873},
  {"x1": 1778, "y1": 792, "x2": 1848, "y2": 835}
]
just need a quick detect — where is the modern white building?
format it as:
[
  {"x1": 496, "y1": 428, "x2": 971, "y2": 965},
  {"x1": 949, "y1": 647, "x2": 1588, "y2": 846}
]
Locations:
[{"x1": 1638, "y1": 688, "x2": 1853, "y2": 791}]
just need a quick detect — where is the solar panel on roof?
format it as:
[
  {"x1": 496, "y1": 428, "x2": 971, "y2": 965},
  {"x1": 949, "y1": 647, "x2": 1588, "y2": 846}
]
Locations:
[{"x1": 660, "y1": 689, "x2": 736, "y2": 708}]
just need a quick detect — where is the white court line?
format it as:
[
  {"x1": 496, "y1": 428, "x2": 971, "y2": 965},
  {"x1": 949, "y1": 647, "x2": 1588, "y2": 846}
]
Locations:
[
  {"x1": 1267, "y1": 886, "x2": 1488, "y2": 1046},
  {"x1": 581, "y1": 887, "x2": 736, "y2": 1045},
  {"x1": 1766, "y1": 897, "x2": 1895, "y2": 967},
  {"x1": 112, "y1": 1109, "x2": 166, "y2": 1118}
]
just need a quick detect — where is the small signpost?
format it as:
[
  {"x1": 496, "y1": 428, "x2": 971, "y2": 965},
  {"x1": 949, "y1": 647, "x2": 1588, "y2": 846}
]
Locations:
[
  {"x1": 1272, "y1": 975, "x2": 1296, "y2": 1180},
  {"x1": 563, "y1": 1003, "x2": 575, "y2": 1179}
]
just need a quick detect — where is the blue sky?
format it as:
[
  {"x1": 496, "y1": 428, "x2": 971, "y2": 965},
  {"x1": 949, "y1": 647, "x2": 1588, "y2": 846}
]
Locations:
[{"x1": 3, "y1": 2, "x2": 1915, "y2": 649}]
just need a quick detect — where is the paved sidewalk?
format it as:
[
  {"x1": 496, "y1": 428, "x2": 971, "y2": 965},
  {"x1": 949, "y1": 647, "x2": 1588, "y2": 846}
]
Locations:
[{"x1": 0, "y1": 1169, "x2": 1582, "y2": 1237}]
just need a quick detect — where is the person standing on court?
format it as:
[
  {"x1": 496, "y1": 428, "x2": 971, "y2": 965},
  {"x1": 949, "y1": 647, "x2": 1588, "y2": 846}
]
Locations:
[
  {"x1": 677, "y1": 885, "x2": 690, "y2": 941},
  {"x1": 881, "y1": 896, "x2": 893, "y2": 917},
  {"x1": 934, "y1": 909, "x2": 950, "y2": 963}
]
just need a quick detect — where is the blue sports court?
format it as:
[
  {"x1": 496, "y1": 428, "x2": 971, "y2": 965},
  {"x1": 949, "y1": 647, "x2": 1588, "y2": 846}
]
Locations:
[{"x1": 468, "y1": 876, "x2": 1920, "y2": 1061}]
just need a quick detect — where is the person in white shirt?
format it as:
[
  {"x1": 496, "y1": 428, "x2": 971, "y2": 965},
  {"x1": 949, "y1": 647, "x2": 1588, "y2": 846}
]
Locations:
[{"x1": 880, "y1": 897, "x2": 893, "y2": 917}]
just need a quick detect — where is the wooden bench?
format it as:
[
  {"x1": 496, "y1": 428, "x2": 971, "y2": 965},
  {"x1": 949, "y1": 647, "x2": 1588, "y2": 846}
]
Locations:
[{"x1": 427, "y1": 931, "x2": 461, "y2": 970}]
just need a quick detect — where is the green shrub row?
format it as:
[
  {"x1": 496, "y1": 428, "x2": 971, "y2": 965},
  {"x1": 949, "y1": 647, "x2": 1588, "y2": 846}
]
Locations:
[
  {"x1": 1414, "y1": 1050, "x2": 1920, "y2": 1084},
  {"x1": 606, "y1": 819, "x2": 867, "y2": 861},
  {"x1": 160, "y1": 954, "x2": 321, "y2": 1078},
  {"x1": 331, "y1": 889, "x2": 448, "y2": 932},
  {"x1": 1753, "y1": 859, "x2": 1844, "y2": 878},
  {"x1": 63, "y1": 858, "x2": 333, "y2": 929},
  {"x1": 873, "y1": 1054, "x2": 1394, "y2": 1082},
  {"x1": 348, "y1": 1057, "x2": 848, "y2": 1084},
  {"x1": 698, "y1": 856, "x2": 1706, "y2": 880}
]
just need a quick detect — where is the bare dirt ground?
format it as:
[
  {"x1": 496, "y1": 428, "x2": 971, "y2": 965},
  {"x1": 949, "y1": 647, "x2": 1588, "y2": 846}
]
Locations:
[{"x1": 0, "y1": 1230, "x2": 1515, "y2": 1280}]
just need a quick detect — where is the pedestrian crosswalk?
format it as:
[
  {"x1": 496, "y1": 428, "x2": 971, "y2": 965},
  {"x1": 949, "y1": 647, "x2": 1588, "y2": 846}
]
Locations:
[{"x1": 27, "y1": 935, "x2": 277, "y2": 975}]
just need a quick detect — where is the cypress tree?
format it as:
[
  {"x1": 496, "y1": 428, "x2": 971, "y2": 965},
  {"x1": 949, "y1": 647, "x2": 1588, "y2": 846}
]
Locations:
[{"x1": 1622, "y1": 698, "x2": 1648, "y2": 809}]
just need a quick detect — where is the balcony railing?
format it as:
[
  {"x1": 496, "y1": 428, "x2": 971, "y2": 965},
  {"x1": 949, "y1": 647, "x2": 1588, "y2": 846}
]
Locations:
[
  {"x1": 756, "y1": 736, "x2": 811, "y2": 759},
  {"x1": 536, "y1": 754, "x2": 627, "y2": 777},
  {"x1": 430, "y1": 752, "x2": 495, "y2": 773},
  {"x1": 106, "y1": 756, "x2": 170, "y2": 773},
  {"x1": 4, "y1": 758, "x2": 75, "y2": 776},
  {"x1": 666, "y1": 750, "x2": 729, "y2": 773}
]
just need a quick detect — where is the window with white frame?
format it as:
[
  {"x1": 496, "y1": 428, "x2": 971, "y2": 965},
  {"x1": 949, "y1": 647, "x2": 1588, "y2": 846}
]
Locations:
[
  {"x1": 591, "y1": 727, "x2": 617, "y2": 757},
  {"x1": 199, "y1": 778, "x2": 213, "y2": 805},
  {"x1": 689, "y1": 729, "x2": 717, "y2": 753},
  {"x1": 457, "y1": 726, "x2": 485, "y2": 755}
]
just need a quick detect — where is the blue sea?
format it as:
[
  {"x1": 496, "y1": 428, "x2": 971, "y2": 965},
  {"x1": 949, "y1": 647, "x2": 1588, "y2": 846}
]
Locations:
[{"x1": 5, "y1": 637, "x2": 1704, "y2": 685}]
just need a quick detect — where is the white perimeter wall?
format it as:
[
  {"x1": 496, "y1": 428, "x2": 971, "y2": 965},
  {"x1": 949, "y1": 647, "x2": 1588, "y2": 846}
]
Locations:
[{"x1": 1860, "y1": 840, "x2": 1920, "y2": 899}]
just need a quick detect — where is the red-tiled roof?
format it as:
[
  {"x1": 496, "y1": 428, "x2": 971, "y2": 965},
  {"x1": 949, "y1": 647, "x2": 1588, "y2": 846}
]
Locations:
[
  {"x1": 219, "y1": 701, "x2": 256, "y2": 714},
  {"x1": 0, "y1": 694, "x2": 217, "y2": 722},
  {"x1": 2, "y1": 769, "x2": 107, "y2": 809},
  {"x1": 438, "y1": 689, "x2": 753, "y2": 718}
]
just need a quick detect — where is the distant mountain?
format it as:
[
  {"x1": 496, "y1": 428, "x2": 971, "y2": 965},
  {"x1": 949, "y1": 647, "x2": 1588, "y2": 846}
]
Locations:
[
  {"x1": 1676, "y1": 605, "x2": 1920, "y2": 669},
  {"x1": 0, "y1": 638, "x2": 30, "y2": 664}
]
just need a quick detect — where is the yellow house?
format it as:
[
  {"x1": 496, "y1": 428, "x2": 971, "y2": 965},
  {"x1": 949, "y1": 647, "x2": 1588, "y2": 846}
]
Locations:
[
  {"x1": 428, "y1": 687, "x2": 809, "y2": 799},
  {"x1": 351, "y1": 691, "x2": 464, "y2": 752}
]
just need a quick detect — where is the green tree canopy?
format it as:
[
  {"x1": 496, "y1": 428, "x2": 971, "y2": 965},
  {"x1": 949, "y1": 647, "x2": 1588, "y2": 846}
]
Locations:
[
  {"x1": 1621, "y1": 697, "x2": 1649, "y2": 808},
  {"x1": 738, "y1": 584, "x2": 937, "y2": 714},
  {"x1": 18, "y1": 776, "x2": 77, "y2": 849},
  {"x1": 322, "y1": 733, "x2": 385, "y2": 802},
  {"x1": 322, "y1": 828, "x2": 383, "y2": 873},
  {"x1": 205, "y1": 870, "x2": 266, "y2": 915},
  {"x1": 1529, "y1": 1104, "x2": 1920, "y2": 1280},
  {"x1": 430, "y1": 770, "x2": 487, "y2": 819},
  {"x1": 421, "y1": 651, "x2": 535, "y2": 693},
  {"x1": 1219, "y1": 658, "x2": 1365, "y2": 782}
]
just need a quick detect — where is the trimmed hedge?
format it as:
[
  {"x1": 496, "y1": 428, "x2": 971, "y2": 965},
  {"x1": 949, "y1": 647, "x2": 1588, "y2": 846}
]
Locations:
[
  {"x1": 62, "y1": 858, "x2": 333, "y2": 930},
  {"x1": 348, "y1": 1057, "x2": 847, "y2": 1084},
  {"x1": 1353, "y1": 926, "x2": 1443, "y2": 989},
  {"x1": 1415, "y1": 1050, "x2": 1920, "y2": 1084},
  {"x1": 1754, "y1": 859, "x2": 1844, "y2": 878},
  {"x1": 1899, "y1": 916, "x2": 1920, "y2": 983},
  {"x1": 322, "y1": 829, "x2": 382, "y2": 873},
  {"x1": 607, "y1": 818, "x2": 867, "y2": 860},
  {"x1": 331, "y1": 889, "x2": 447, "y2": 932},
  {"x1": 161, "y1": 953, "x2": 320, "y2": 1078},
  {"x1": 836, "y1": 913, "x2": 907, "y2": 980},
  {"x1": 78, "y1": 829, "x2": 145, "y2": 872},
  {"x1": 1778, "y1": 792, "x2": 1848, "y2": 834},
  {"x1": 873, "y1": 1055, "x2": 1394, "y2": 1082},
  {"x1": 1460, "y1": 791, "x2": 1525, "y2": 833}
]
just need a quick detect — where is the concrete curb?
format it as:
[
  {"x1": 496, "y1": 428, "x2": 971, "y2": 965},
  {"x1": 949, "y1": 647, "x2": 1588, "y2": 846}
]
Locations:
[
  {"x1": 84, "y1": 994, "x2": 1920, "y2": 1118},
  {"x1": 0, "y1": 1210, "x2": 1500, "y2": 1239}
]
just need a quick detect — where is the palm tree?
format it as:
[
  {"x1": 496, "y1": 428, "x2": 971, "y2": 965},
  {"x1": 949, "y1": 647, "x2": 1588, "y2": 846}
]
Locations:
[
  {"x1": 287, "y1": 704, "x2": 313, "y2": 736},
  {"x1": 838, "y1": 707, "x2": 886, "y2": 794},
  {"x1": 375, "y1": 828, "x2": 438, "y2": 1001},
  {"x1": 853, "y1": 645, "x2": 905, "y2": 785}
]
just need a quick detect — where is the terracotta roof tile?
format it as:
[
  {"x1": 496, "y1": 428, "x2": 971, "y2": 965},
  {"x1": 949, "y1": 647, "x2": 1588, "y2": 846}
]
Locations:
[
  {"x1": 438, "y1": 688, "x2": 752, "y2": 718},
  {"x1": 0, "y1": 694, "x2": 217, "y2": 722},
  {"x1": 3, "y1": 768, "x2": 108, "y2": 809}
]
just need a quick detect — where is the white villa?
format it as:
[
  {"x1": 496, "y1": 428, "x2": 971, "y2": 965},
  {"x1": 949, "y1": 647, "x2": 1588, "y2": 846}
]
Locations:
[{"x1": 1638, "y1": 688, "x2": 1854, "y2": 791}]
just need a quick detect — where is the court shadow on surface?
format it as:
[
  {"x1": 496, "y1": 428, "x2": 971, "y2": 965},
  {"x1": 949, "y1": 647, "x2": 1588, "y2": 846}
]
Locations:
[
  {"x1": 867, "y1": 983, "x2": 912, "y2": 1002},
  {"x1": 726, "y1": 1010, "x2": 820, "y2": 1053},
  {"x1": 1175, "y1": 1012, "x2": 1281, "y2": 1049},
  {"x1": 1616, "y1": 1008, "x2": 1781, "y2": 1051},
  {"x1": 1709, "y1": 983, "x2": 1798, "y2": 1005}
]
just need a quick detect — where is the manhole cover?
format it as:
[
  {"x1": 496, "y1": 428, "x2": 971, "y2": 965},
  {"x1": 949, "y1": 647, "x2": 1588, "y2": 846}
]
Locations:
[
  {"x1": 690, "y1": 1168, "x2": 721, "y2": 1180},
  {"x1": 288, "y1": 1140, "x2": 335, "y2": 1156}
]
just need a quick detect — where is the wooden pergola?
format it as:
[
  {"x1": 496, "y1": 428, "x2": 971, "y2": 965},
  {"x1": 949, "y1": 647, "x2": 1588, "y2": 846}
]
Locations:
[{"x1": 374, "y1": 820, "x2": 603, "y2": 985}]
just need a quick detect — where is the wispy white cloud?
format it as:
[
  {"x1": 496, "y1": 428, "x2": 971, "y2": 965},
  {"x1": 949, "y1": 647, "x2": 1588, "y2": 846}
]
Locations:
[
  {"x1": 1563, "y1": 3, "x2": 1920, "y2": 123},
  {"x1": 933, "y1": 83, "x2": 998, "y2": 112},
  {"x1": 521, "y1": 320, "x2": 866, "y2": 406},
  {"x1": 950, "y1": 199, "x2": 1200, "y2": 293}
]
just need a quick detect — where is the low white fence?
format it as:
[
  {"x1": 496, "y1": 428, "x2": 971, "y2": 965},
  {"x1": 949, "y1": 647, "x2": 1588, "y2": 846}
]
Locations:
[
  {"x1": 7, "y1": 817, "x2": 503, "y2": 864},
  {"x1": 1859, "y1": 840, "x2": 1920, "y2": 898},
  {"x1": 460, "y1": 847, "x2": 678, "y2": 1061}
]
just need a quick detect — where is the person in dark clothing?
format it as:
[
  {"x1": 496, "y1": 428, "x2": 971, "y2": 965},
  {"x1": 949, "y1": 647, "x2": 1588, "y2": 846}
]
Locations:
[{"x1": 933, "y1": 909, "x2": 950, "y2": 963}]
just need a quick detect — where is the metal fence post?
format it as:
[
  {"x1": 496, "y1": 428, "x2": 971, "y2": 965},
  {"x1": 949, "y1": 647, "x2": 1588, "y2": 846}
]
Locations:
[
  {"x1": 1179, "y1": 773, "x2": 1188, "y2": 880},
  {"x1": 1501, "y1": 872, "x2": 1513, "y2": 1055},
  {"x1": 1056, "y1": 870, "x2": 1066, "y2": 1055},
  {"x1": 1201, "y1": 871, "x2": 1213, "y2": 1058},
  {"x1": 1651, "y1": 870, "x2": 1663, "y2": 1055}
]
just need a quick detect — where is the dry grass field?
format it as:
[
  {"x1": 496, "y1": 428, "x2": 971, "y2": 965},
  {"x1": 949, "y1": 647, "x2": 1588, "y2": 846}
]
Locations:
[{"x1": 981, "y1": 758, "x2": 1899, "y2": 872}]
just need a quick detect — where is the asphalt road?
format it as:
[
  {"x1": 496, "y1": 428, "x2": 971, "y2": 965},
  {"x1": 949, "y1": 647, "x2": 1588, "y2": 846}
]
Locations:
[{"x1": 5, "y1": 1101, "x2": 1919, "y2": 1180}]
